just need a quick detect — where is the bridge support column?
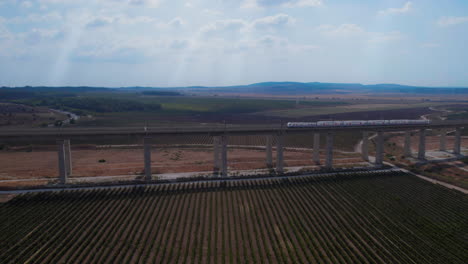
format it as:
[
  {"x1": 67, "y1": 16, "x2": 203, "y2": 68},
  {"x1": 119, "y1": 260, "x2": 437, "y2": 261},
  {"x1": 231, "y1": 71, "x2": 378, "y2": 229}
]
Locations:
[
  {"x1": 64, "y1": 139, "x2": 72, "y2": 176},
  {"x1": 221, "y1": 135, "x2": 228, "y2": 177},
  {"x1": 375, "y1": 131, "x2": 384, "y2": 166},
  {"x1": 266, "y1": 135, "x2": 273, "y2": 168},
  {"x1": 361, "y1": 131, "x2": 369, "y2": 161},
  {"x1": 144, "y1": 137, "x2": 152, "y2": 181},
  {"x1": 454, "y1": 128, "x2": 462, "y2": 155},
  {"x1": 325, "y1": 132, "x2": 333, "y2": 169},
  {"x1": 213, "y1": 136, "x2": 221, "y2": 176},
  {"x1": 276, "y1": 133, "x2": 284, "y2": 174},
  {"x1": 57, "y1": 140, "x2": 67, "y2": 184},
  {"x1": 404, "y1": 131, "x2": 412, "y2": 157},
  {"x1": 313, "y1": 133, "x2": 320, "y2": 164},
  {"x1": 418, "y1": 129, "x2": 426, "y2": 160},
  {"x1": 439, "y1": 129, "x2": 447, "y2": 151}
]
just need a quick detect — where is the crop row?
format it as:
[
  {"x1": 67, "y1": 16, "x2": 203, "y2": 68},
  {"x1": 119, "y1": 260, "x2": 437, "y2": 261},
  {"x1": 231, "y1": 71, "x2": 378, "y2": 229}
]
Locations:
[{"x1": 0, "y1": 171, "x2": 467, "y2": 263}]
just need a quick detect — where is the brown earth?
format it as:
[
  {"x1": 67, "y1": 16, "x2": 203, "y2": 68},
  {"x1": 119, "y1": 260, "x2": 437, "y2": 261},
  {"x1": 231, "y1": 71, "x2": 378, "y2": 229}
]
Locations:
[
  {"x1": 386, "y1": 134, "x2": 468, "y2": 189},
  {"x1": 0, "y1": 146, "x2": 365, "y2": 188}
]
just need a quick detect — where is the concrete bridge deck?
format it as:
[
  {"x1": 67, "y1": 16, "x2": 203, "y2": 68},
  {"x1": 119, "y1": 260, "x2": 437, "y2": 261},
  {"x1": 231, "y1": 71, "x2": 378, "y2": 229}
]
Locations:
[
  {"x1": 1, "y1": 120, "x2": 467, "y2": 185},
  {"x1": 0, "y1": 120, "x2": 467, "y2": 139}
]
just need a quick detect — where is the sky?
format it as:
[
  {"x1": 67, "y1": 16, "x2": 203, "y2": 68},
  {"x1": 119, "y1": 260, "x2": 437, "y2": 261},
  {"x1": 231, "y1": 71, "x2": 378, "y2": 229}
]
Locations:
[{"x1": 0, "y1": 0, "x2": 467, "y2": 87}]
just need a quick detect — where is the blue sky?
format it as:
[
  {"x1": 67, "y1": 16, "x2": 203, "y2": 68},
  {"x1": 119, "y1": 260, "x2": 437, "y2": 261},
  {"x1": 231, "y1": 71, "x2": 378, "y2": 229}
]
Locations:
[{"x1": 0, "y1": 0, "x2": 467, "y2": 87}]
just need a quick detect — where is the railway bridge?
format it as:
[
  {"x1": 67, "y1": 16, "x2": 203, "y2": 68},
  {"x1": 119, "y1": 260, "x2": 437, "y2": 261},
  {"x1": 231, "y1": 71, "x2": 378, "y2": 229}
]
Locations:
[{"x1": 0, "y1": 120, "x2": 467, "y2": 184}]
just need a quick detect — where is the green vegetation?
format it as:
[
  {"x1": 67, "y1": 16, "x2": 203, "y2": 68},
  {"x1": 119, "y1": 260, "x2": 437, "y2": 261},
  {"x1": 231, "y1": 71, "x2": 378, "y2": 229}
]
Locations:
[
  {"x1": 2, "y1": 87, "x2": 346, "y2": 117},
  {"x1": 25, "y1": 97, "x2": 162, "y2": 114},
  {"x1": 0, "y1": 171, "x2": 466, "y2": 263},
  {"x1": 141, "y1": 91, "x2": 182, "y2": 96}
]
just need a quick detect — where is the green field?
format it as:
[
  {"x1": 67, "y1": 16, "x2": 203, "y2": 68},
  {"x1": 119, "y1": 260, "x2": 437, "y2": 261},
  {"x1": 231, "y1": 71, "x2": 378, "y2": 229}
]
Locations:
[
  {"x1": 1, "y1": 171, "x2": 467, "y2": 263},
  {"x1": 254, "y1": 102, "x2": 447, "y2": 118}
]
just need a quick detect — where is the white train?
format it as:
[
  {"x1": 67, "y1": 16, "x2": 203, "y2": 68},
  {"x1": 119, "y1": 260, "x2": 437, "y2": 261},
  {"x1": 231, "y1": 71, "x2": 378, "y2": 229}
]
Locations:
[{"x1": 287, "y1": 120, "x2": 430, "y2": 128}]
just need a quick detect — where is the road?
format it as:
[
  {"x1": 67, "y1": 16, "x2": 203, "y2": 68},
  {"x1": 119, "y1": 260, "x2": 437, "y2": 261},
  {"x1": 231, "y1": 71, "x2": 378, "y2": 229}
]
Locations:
[{"x1": 0, "y1": 168, "x2": 401, "y2": 195}]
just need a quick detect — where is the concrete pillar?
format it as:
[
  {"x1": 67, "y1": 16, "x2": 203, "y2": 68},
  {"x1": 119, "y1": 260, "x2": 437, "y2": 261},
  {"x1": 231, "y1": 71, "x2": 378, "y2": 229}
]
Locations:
[
  {"x1": 266, "y1": 135, "x2": 273, "y2": 168},
  {"x1": 313, "y1": 133, "x2": 320, "y2": 164},
  {"x1": 439, "y1": 129, "x2": 447, "y2": 151},
  {"x1": 64, "y1": 139, "x2": 72, "y2": 176},
  {"x1": 375, "y1": 131, "x2": 384, "y2": 166},
  {"x1": 276, "y1": 133, "x2": 284, "y2": 174},
  {"x1": 325, "y1": 132, "x2": 333, "y2": 169},
  {"x1": 213, "y1": 136, "x2": 221, "y2": 175},
  {"x1": 454, "y1": 127, "x2": 462, "y2": 155},
  {"x1": 404, "y1": 131, "x2": 412, "y2": 157},
  {"x1": 418, "y1": 129, "x2": 426, "y2": 160},
  {"x1": 221, "y1": 135, "x2": 228, "y2": 177},
  {"x1": 57, "y1": 140, "x2": 67, "y2": 184},
  {"x1": 144, "y1": 137, "x2": 152, "y2": 181},
  {"x1": 361, "y1": 131, "x2": 369, "y2": 161}
]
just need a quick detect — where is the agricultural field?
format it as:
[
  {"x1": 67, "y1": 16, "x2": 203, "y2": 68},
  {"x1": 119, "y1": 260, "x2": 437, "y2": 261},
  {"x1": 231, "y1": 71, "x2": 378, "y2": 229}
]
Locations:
[
  {"x1": 0, "y1": 171, "x2": 467, "y2": 263},
  {"x1": 0, "y1": 103, "x2": 67, "y2": 127}
]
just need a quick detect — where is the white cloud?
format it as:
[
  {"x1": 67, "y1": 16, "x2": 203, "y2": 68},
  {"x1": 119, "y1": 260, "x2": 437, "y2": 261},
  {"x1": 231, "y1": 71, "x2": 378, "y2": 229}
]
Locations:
[
  {"x1": 84, "y1": 14, "x2": 157, "y2": 29},
  {"x1": 378, "y1": 1, "x2": 412, "y2": 16},
  {"x1": 127, "y1": 0, "x2": 161, "y2": 8},
  {"x1": 250, "y1": 14, "x2": 295, "y2": 31},
  {"x1": 202, "y1": 9, "x2": 223, "y2": 16},
  {"x1": 317, "y1": 24, "x2": 365, "y2": 37},
  {"x1": 167, "y1": 17, "x2": 184, "y2": 28},
  {"x1": 200, "y1": 14, "x2": 295, "y2": 38},
  {"x1": 437, "y1": 16, "x2": 468, "y2": 27},
  {"x1": 33, "y1": 0, "x2": 162, "y2": 8},
  {"x1": 242, "y1": 0, "x2": 323, "y2": 9},
  {"x1": 170, "y1": 39, "x2": 189, "y2": 49},
  {"x1": 86, "y1": 17, "x2": 113, "y2": 29},
  {"x1": 24, "y1": 28, "x2": 63, "y2": 44},
  {"x1": 199, "y1": 19, "x2": 247, "y2": 37},
  {"x1": 6, "y1": 12, "x2": 62, "y2": 23},
  {"x1": 318, "y1": 23, "x2": 402, "y2": 43}
]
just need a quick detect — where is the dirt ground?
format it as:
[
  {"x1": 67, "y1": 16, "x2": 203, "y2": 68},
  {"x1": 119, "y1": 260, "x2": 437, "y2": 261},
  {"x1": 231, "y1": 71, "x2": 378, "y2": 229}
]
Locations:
[
  {"x1": 0, "y1": 146, "x2": 365, "y2": 187},
  {"x1": 389, "y1": 134, "x2": 468, "y2": 153},
  {"x1": 387, "y1": 134, "x2": 468, "y2": 189}
]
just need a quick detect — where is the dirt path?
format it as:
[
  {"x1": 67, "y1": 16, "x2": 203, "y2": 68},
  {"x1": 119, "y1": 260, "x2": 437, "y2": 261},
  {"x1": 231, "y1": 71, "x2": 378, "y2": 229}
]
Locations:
[
  {"x1": 353, "y1": 130, "x2": 468, "y2": 194},
  {"x1": 397, "y1": 167, "x2": 468, "y2": 194}
]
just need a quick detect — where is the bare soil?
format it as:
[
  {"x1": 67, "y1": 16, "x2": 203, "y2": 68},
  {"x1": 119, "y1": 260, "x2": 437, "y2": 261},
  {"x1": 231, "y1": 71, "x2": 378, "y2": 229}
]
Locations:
[
  {"x1": 387, "y1": 135, "x2": 468, "y2": 189},
  {"x1": 0, "y1": 146, "x2": 364, "y2": 188}
]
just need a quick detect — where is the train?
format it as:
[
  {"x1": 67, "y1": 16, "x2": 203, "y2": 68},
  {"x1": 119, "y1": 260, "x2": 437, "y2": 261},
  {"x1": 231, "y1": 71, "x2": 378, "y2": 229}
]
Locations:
[{"x1": 287, "y1": 119, "x2": 430, "y2": 128}]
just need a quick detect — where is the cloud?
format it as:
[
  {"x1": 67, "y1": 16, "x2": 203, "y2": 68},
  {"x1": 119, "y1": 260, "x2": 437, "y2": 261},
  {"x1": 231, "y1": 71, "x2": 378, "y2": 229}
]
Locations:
[
  {"x1": 86, "y1": 17, "x2": 113, "y2": 29},
  {"x1": 33, "y1": 0, "x2": 162, "y2": 8},
  {"x1": 242, "y1": 0, "x2": 323, "y2": 9},
  {"x1": 170, "y1": 39, "x2": 189, "y2": 49},
  {"x1": 23, "y1": 28, "x2": 64, "y2": 44},
  {"x1": 6, "y1": 12, "x2": 63, "y2": 23},
  {"x1": 317, "y1": 24, "x2": 365, "y2": 37},
  {"x1": 199, "y1": 19, "x2": 247, "y2": 37},
  {"x1": 250, "y1": 14, "x2": 295, "y2": 31},
  {"x1": 127, "y1": 0, "x2": 161, "y2": 8},
  {"x1": 378, "y1": 1, "x2": 412, "y2": 15},
  {"x1": 437, "y1": 16, "x2": 468, "y2": 27},
  {"x1": 167, "y1": 17, "x2": 184, "y2": 28},
  {"x1": 318, "y1": 23, "x2": 402, "y2": 43},
  {"x1": 200, "y1": 14, "x2": 295, "y2": 38}
]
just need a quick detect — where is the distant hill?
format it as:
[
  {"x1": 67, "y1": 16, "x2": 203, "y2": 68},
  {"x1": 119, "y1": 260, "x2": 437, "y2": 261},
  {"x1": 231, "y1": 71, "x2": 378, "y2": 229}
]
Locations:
[
  {"x1": 180, "y1": 82, "x2": 468, "y2": 95},
  {"x1": 3, "y1": 82, "x2": 468, "y2": 95}
]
